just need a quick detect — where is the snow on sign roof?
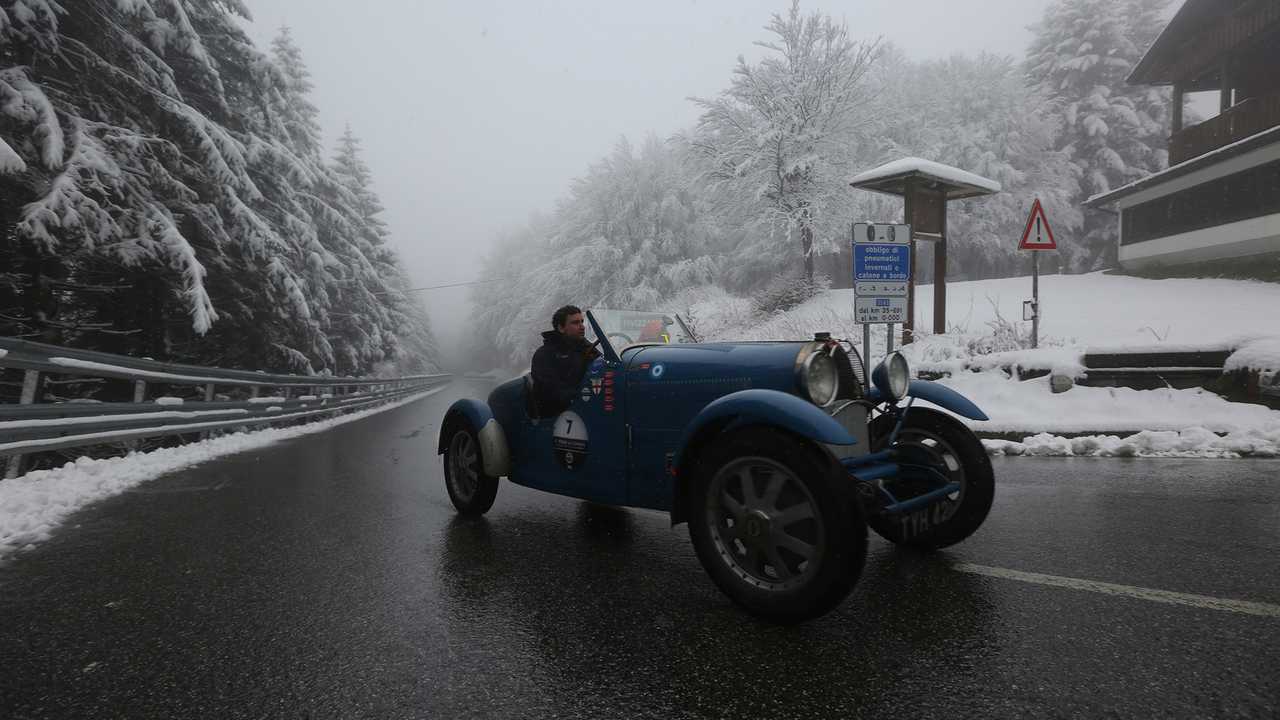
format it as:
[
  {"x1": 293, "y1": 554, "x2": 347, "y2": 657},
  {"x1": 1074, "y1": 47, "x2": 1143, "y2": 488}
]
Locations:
[{"x1": 848, "y1": 157, "x2": 1002, "y2": 199}]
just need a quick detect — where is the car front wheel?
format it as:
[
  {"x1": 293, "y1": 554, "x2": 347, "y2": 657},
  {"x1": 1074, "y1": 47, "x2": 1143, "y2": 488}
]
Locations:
[
  {"x1": 443, "y1": 422, "x2": 499, "y2": 515},
  {"x1": 867, "y1": 407, "x2": 994, "y2": 550},
  {"x1": 688, "y1": 427, "x2": 866, "y2": 624}
]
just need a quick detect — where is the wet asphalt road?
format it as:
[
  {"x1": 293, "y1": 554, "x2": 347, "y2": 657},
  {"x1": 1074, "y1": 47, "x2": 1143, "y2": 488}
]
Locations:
[{"x1": 1, "y1": 379, "x2": 1278, "y2": 719}]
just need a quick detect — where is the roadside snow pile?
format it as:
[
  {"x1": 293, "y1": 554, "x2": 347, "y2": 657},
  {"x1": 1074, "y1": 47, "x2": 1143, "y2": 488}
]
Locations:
[
  {"x1": 1225, "y1": 336, "x2": 1280, "y2": 381},
  {"x1": 985, "y1": 427, "x2": 1280, "y2": 458},
  {"x1": 0, "y1": 386, "x2": 447, "y2": 559},
  {"x1": 925, "y1": 372, "x2": 1280, "y2": 458},
  {"x1": 905, "y1": 340, "x2": 1086, "y2": 379},
  {"x1": 932, "y1": 372, "x2": 1280, "y2": 435}
]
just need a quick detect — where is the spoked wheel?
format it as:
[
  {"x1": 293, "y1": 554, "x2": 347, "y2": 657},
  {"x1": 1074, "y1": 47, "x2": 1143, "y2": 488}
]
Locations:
[
  {"x1": 444, "y1": 423, "x2": 499, "y2": 515},
  {"x1": 689, "y1": 428, "x2": 866, "y2": 624},
  {"x1": 867, "y1": 407, "x2": 994, "y2": 550}
]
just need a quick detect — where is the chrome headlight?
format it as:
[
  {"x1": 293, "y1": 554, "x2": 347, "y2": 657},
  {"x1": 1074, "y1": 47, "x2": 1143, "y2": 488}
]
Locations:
[
  {"x1": 872, "y1": 352, "x2": 910, "y2": 401},
  {"x1": 801, "y1": 349, "x2": 840, "y2": 407}
]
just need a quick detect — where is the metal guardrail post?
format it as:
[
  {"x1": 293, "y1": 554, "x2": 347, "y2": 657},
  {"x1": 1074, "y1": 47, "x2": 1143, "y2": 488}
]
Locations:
[
  {"x1": 4, "y1": 370, "x2": 41, "y2": 479},
  {"x1": 200, "y1": 383, "x2": 216, "y2": 440},
  {"x1": 128, "y1": 380, "x2": 147, "y2": 451}
]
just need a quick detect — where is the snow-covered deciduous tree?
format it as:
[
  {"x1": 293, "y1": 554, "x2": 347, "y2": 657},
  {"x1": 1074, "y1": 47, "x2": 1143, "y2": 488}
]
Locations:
[
  {"x1": 685, "y1": 0, "x2": 879, "y2": 282},
  {"x1": 1026, "y1": 0, "x2": 1172, "y2": 270},
  {"x1": 866, "y1": 51, "x2": 1082, "y2": 278},
  {"x1": 473, "y1": 136, "x2": 724, "y2": 365}
]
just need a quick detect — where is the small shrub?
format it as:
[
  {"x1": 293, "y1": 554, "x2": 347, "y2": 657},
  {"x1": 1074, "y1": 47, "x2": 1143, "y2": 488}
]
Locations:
[
  {"x1": 965, "y1": 296, "x2": 1031, "y2": 356},
  {"x1": 751, "y1": 273, "x2": 831, "y2": 317}
]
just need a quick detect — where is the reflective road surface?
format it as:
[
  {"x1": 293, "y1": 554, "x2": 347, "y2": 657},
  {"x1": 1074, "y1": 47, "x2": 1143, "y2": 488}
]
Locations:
[{"x1": 2, "y1": 379, "x2": 1278, "y2": 719}]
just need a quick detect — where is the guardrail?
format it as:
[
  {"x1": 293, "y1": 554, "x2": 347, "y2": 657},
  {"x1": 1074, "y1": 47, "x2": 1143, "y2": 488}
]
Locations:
[{"x1": 0, "y1": 337, "x2": 450, "y2": 479}]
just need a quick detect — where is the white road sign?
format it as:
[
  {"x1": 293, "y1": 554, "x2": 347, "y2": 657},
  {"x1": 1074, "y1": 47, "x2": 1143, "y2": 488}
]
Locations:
[
  {"x1": 852, "y1": 223, "x2": 912, "y2": 325},
  {"x1": 855, "y1": 281, "x2": 908, "y2": 297},
  {"x1": 855, "y1": 296, "x2": 907, "y2": 324}
]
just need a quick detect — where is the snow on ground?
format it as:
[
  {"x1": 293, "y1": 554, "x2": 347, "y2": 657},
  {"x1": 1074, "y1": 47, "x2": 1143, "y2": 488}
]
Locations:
[
  {"x1": 692, "y1": 272, "x2": 1280, "y2": 458},
  {"x1": 0, "y1": 386, "x2": 447, "y2": 560},
  {"x1": 700, "y1": 272, "x2": 1280, "y2": 353}
]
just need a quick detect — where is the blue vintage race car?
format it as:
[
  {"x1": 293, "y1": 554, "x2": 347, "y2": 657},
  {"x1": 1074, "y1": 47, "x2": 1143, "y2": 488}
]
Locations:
[{"x1": 439, "y1": 309, "x2": 994, "y2": 623}]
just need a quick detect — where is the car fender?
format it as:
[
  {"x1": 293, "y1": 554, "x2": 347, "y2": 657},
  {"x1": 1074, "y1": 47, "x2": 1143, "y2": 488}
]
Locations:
[
  {"x1": 867, "y1": 379, "x2": 989, "y2": 421},
  {"x1": 668, "y1": 389, "x2": 856, "y2": 525},
  {"x1": 439, "y1": 399, "x2": 511, "y2": 478}
]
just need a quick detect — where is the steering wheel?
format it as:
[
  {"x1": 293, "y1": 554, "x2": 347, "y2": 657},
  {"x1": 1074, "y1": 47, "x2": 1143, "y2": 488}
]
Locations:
[{"x1": 606, "y1": 332, "x2": 633, "y2": 347}]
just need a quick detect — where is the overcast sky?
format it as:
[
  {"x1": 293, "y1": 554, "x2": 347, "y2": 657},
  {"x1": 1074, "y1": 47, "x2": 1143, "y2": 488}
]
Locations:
[{"x1": 241, "y1": 0, "x2": 1060, "y2": 344}]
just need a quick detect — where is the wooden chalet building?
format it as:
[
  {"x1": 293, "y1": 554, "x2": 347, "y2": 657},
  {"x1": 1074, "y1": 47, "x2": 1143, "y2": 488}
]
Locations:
[{"x1": 1086, "y1": 0, "x2": 1280, "y2": 275}]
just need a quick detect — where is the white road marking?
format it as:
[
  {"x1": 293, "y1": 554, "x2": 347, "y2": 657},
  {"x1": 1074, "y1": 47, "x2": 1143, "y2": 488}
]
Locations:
[{"x1": 952, "y1": 563, "x2": 1280, "y2": 619}]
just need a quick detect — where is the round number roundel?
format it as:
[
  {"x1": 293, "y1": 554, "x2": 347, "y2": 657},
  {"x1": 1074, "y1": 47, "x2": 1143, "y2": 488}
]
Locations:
[{"x1": 552, "y1": 411, "x2": 589, "y2": 470}]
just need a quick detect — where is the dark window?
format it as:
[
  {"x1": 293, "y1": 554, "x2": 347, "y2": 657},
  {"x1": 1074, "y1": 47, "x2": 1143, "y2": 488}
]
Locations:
[{"x1": 1122, "y1": 158, "x2": 1280, "y2": 246}]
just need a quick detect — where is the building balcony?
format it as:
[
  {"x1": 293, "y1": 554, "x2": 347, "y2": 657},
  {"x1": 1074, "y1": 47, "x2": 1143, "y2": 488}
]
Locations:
[{"x1": 1169, "y1": 91, "x2": 1280, "y2": 165}]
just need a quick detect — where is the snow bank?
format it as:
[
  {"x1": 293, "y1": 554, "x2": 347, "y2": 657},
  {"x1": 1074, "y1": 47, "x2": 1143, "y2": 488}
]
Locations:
[
  {"x1": 1224, "y1": 337, "x2": 1280, "y2": 377},
  {"x1": 985, "y1": 427, "x2": 1280, "y2": 459},
  {"x1": 0, "y1": 386, "x2": 447, "y2": 559},
  {"x1": 932, "y1": 372, "x2": 1280, "y2": 435}
]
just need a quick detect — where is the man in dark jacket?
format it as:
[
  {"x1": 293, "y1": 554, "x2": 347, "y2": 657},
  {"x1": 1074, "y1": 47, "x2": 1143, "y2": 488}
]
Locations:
[{"x1": 530, "y1": 305, "x2": 599, "y2": 416}]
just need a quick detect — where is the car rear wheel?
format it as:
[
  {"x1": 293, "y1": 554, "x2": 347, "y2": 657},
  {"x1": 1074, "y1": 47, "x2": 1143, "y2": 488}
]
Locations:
[
  {"x1": 867, "y1": 408, "x2": 994, "y2": 550},
  {"x1": 688, "y1": 427, "x2": 866, "y2": 624},
  {"x1": 444, "y1": 422, "x2": 499, "y2": 515}
]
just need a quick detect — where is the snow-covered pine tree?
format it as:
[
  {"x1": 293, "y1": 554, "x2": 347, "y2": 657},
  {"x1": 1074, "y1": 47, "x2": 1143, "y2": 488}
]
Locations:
[
  {"x1": 324, "y1": 126, "x2": 406, "y2": 374},
  {"x1": 686, "y1": 0, "x2": 879, "y2": 282},
  {"x1": 269, "y1": 26, "x2": 323, "y2": 158},
  {"x1": 0, "y1": 0, "x2": 241, "y2": 353},
  {"x1": 0, "y1": 1, "x2": 431, "y2": 377},
  {"x1": 1026, "y1": 0, "x2": 1172, "y2": 270}
]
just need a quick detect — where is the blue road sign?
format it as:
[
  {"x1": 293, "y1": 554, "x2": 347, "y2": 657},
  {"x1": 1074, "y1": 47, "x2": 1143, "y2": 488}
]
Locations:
[{"x1": 854, "y1": 244, "x2": 911, "y2": 282}]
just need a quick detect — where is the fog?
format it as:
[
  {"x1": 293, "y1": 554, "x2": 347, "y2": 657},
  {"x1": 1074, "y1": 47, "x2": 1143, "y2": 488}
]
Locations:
[{"x1": 242, "y1": 0, "x2": 1057, "y2": 352}]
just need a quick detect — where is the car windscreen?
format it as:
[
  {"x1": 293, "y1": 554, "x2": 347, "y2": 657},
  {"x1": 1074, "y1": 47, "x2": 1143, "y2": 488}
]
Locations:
[{"x1": 586, "y1": 309, "x2": 696, "y2": 349}]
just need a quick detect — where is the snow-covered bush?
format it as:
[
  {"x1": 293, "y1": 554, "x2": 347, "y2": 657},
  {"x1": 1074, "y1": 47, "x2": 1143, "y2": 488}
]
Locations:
[{"x1": 751, "y1": 273, "x2": 831, "y2": 318}]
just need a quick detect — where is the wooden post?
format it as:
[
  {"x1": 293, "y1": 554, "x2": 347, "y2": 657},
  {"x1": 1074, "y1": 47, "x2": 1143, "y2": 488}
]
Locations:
[
  {"x1": 4, "y1": 370, "x2": 41, "y2": 479},
  {"x1": 1172, "y1": 82, "x2": 1184, "y2": 132},
  {"x1": 1221, "y1": 55, "x2": 1233, "y2": 113},
  {"x1": 902, "y1": 179, "x2": 916, "y2": 345},
  {"x1": 933, "y1": 200, "x2": 948, "y2": 335}
]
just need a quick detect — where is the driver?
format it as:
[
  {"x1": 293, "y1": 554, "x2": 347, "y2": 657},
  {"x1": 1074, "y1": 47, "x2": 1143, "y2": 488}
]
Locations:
[{"x1": 531, "y1": 305, "x2": 600, "y2": 416}]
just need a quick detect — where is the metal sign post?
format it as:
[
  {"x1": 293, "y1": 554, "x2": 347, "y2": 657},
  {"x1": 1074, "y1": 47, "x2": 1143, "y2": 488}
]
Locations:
[
  {"x1": 852, "y1": 222, "x2": 911, "y2": 386},
  {"x1": 1018, "y1": 198, "x2": 1057, "y2": 350},
  {"x1": 1032, "y1": 253, "x2": 1040, "y2": 349}
]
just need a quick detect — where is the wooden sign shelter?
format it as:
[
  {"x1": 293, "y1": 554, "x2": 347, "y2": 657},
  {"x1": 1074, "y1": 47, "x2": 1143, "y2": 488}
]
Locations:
[{"x1": 849, "y1": 157, "x2": 1001, "y2": 343}]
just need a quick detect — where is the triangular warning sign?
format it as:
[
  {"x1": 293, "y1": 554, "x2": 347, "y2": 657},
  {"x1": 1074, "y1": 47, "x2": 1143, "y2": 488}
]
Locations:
[{"x1": 1019, "y1": 198, "x2": 1057, "y2": 250}]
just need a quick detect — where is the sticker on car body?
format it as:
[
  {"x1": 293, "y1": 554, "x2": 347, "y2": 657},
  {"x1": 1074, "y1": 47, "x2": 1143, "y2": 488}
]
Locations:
[{"x1": 552, "y1": 411, "x2": 589, "y2": 469}]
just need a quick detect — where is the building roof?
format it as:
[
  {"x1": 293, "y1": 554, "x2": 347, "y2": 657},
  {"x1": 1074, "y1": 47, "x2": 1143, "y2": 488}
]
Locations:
[
  {"x1": 1128, "y1": 0, "x2": 1262, "y2": 86},
  {"x1": 848, "y1": 157, "x2": 1001, "y2": 199},
  {"x1": 1085, "y1": 124, "x2": 1280, "y2": 208}
]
